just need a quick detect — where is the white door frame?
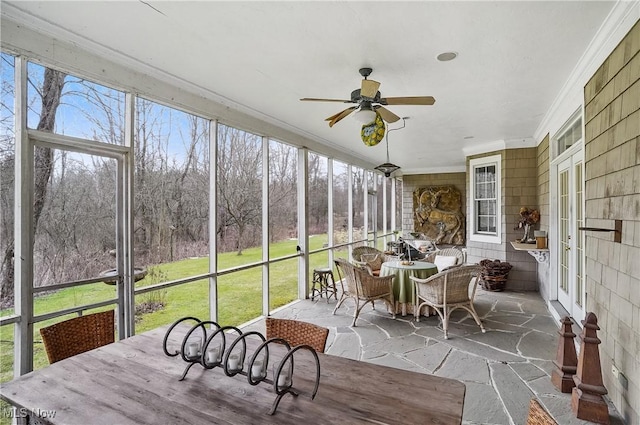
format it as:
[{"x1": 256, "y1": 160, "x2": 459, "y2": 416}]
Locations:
[{"x1": 550, "y1": 142, "x2": 585, "y2": 322}]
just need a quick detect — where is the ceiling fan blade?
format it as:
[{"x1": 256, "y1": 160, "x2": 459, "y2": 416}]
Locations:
[
  {"x1": 325, "y1": 107, "x2": 357, "y2": 127},
  {"x1": 300, "y1": 97, "x2": 353, "y2": 103},
  {"x1": 374, "y1": 106, "x2": 401, "y2": 123},
  {"x1": 380, "y1": 96, "x2": 436, "y2": 106},
  {"x1": 361, "y1": 79, "x2": 381, "y2": 98}
]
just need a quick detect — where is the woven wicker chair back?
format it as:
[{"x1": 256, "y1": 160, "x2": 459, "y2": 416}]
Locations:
[
  {"x1": 335, "y1": 258, "x2": 393, "y2": 298},
  {"x1": 526, "y1": 399, "x2": 558, "y2": 425},
  {"x1": 265, "y1": 318, "x2": 329, "y2": 353},
  {"x1": 425, "y1": 248, "x2": 465, "y2": 266},
  {"x1": 351, "y1": 246, "x2": 384, "y2": 262},
  {"x1": 416, "y1": 264, "x2": 480, "y2": 305},
  {"x1": 40, "y1": 310, "x2": 115, "y2": 364},
  {"x1": 334, "y1": 258, "x2": 362, "y2": 296}
]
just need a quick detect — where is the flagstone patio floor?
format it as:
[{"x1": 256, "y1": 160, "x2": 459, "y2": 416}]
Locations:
[{"x1": 243, "y1": 289, "x2": 624, "y2": 425}]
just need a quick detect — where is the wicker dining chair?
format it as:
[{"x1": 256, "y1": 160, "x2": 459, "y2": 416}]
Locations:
[
  {"x1": 422, "y1": 247, "x2": 465, "y2": 271},
  {"x1": 526, "y1": 399, "x2": 558, "y2": 425},
  {"x1": 334, "y1": 258, "x2": 395, "y2": 327},
  {"x1": 352, "y1": 246, "x2": 397, "y2": 276},
  {"x1": 265, "y1": 317, "x2": 329, "y2": 353},
  {"x1": 40, "y1": 310, "x2": 115, "y2": 364},
  {"x1": 410, "y1": 264, "x2": 485, "y2": 339}
]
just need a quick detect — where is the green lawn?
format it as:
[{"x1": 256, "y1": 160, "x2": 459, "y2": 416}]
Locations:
[{"x1": 0, "y1": 235, "x2": 348, "y2": 400}]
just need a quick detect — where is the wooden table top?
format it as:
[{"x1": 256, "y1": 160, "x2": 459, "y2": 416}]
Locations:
[{"x1": 0, "y1": 324, "x2": 465, "y2": 425}]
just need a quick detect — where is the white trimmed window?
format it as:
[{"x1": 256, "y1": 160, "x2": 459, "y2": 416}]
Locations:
[{"x1": 469, "y1": 155, "x2": 501, "y2": 244}]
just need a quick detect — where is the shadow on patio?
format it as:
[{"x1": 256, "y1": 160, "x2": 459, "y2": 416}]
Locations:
[{"x1": 244, "y1": 289, "x2": 623, "y2": 425}]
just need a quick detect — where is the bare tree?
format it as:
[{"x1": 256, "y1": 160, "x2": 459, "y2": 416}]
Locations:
[
  {"x1": 216, "y1": 125, "x2": 262, "y2": 255},
  {"x1": 0, "y1": 61, "x2": 66, "y2": 304}
]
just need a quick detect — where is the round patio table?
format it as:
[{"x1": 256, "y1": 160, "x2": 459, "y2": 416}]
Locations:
[{"x1": 380, "y1": 261, "x2": 437, "y2": 316}]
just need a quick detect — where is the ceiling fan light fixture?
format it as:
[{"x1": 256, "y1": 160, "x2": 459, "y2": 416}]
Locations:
[
  {"x1": 354, "y1": 107, "x2": 377, "y2": 123},
  {"x1": 374, "y1": 162, "x2": 401, "y2": 178}
]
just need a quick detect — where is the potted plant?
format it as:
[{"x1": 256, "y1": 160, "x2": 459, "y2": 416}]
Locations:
[{"x1": 514, "y1": 207, "x2": 540, "y2": 243}]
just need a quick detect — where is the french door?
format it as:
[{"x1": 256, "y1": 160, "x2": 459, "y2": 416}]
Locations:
[{"x1": 556, "y1": 149, "x2": 585, "y2": 322}]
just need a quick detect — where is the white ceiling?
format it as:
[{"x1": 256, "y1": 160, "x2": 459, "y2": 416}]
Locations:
[{"x1": 2, "y1": 1, "x2": 619, "y2": 174}]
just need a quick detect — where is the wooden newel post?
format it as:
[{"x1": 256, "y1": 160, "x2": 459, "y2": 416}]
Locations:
[
  {"x1": 551, "y1": 316, "x2": 578, "y2": 393},
  {"x1": 571, "y1": 312, "x2": 609, "y2": 424}
]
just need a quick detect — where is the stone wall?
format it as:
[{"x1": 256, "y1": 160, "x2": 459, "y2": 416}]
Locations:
[{"x1": 583, "y1": 21, "x2": 639, "y2": 425}]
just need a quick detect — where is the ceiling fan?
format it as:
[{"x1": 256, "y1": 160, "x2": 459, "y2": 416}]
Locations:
[{"x1": 300, "y1": 67, "x2": 435, "y2": 127}]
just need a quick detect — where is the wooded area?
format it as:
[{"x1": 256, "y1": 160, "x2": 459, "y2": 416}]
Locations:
[{"x1": 0, "y1": 55, "x2": 384, "y2": 307}]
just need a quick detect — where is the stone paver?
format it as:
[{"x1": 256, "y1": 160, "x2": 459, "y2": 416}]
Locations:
[{"x1": 254, "y1": 289, "x2": 624, "y2": 424}]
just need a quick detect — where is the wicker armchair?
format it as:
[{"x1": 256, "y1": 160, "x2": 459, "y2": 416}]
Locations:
[
  {"x1": 410, "y1": 264, "x2": 485, "y2": 339},
  {"x1": 352, "y1": 246, "x2": 397, "y2": 276},
  {"x1": 422, "y1": 247, "x2": 465, "y2": 271},
  {"x1": 334, "y1": 258, "x2": 395, "y2": 326},
  {"x1": 526, "y1": 399, "x2": 558, "y2": 425},
  {"x1": 40, "y1": 310, "x2": 115, "y2": 364},
  {"x1": 265, "y1": 317, "x2": 329, "y2": 353}
]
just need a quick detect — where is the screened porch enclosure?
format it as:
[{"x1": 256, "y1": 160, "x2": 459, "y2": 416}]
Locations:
[{"x1": 0, "y1": 53, "x2": 403, "y2": 379}]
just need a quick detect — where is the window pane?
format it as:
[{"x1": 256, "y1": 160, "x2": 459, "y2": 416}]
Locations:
[
  {"x1": 135, "y1": 277, "x2": 208, "y2": 332},
  {"x1": 1, "y1": 53, "x2": 15, "y2": 310},
  {"x1": 219, "y1": 268, "x2": 262, "y2": 326},
  {"x1": 308, "y1": 153, "x2": 328, "y2": 247},
  {"x1": 333, "y1": 160, "x2": 348, "y2": 247},
  {"x1": 216, "y1": 124, "x2": 262, "y2": 267},
  {"x1": 0, "y1": 323, "x2": 14, "y2": 388},
  {"x1": 269, "y1": 258, "x2": 298, "y2": 312},
  {"x1": 269, "y1": 139, "x2": 298, "y2": 254},
  {"x1": 395, "y1": 178, "x2": 402, "y2": 233},
  {"x1": 352, "y1": 167, "x2": 365, "y2": 242},
  {"x1": 27, "y1": 62, "x2": 125, "y2": 143},
  {"x1": 385, "y1": 177, "x2": 393, "y2": 231},
  {"x1": 134, "y1": 97, "x2": 210, "y2": 264}
]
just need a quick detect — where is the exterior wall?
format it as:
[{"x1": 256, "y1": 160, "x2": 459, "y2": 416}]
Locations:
[
  {"x1": 464, "y1": 149, "x2": 539, "y2": 291},
  {"x1": 536, "y1": 135, "x2": 551, "y2": 300},
  {"x1": 504, "y1": 148, "x2": 539, "y2": 291},
  {"x1": 401, "y1": 173, "x2": 466, "y2": 239},
  {"x1": 583, "y1": 21, "x2": 639, "y2": 425}
]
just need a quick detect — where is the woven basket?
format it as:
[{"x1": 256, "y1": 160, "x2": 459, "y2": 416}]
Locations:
[{"x1": 479, "y1": 259, "x2": 512, "y2": 292}]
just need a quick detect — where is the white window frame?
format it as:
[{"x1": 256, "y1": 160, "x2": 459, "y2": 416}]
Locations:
[{"x1": 469, "y1": 154, "x2": 502, "y2": 244}]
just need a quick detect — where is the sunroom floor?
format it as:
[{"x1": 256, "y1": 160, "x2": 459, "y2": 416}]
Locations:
[{"x1": 243, "y1": 288, "x2": 623, "y2": 425}]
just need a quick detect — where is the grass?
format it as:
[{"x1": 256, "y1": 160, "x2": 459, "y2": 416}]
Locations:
[{"x1": 0, "y1": 235, "x2": 346, "y2": 403}]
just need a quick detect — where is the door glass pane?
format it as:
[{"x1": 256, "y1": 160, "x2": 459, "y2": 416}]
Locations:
[
  {"x1": 268, "y1": 139, "x2": 298, "y2": 257},
  {"x1": 575, "y1": 162, "x2": 584, "y2": 307},
  {"x1": 268, "y1": 139, "x2": 298, "y2": 311},
  {"x1": 559, "y1": 169, "x2": 569, "y2": 294},
  {"x1": 33, "y1": 149, "x2": 117, "y2": 315}
]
